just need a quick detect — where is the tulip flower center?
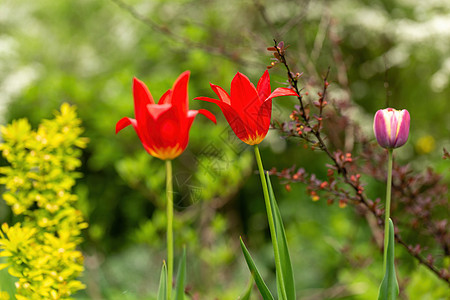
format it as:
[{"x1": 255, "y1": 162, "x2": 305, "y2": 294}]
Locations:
[
  {"x1": 383, "y1": 109, "x2": 402, "y2": 141},
  {"x1": 160, "y1": 119, "x2": 179, "y2": 144}
]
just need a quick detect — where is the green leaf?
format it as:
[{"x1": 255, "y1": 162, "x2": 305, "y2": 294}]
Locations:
[
  {"x1": 238, "y1": 277, "x2": 253, "y2": 300},
  {"x1": 157, "y1": 262, "x2": 167, "y2": 300},
  {"x1": 175, "y1": 247, "x2": 187, "y2": 300},
  {"x1": 240, "y1": 237, "x2": 274, "y2": 300},
  {"x1": 378, "y1": 219, "x2": 399, "y2": 300},
  {"x1": 266, "y1": 172, "x2": 296, "y2": 300}
]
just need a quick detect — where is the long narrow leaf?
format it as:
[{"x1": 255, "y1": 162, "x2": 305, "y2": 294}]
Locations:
[
  {"x1": 157, "y1": 262, "x2": 167, "y2": 300},
  {"x1": 238, "y1": 277, "x2": 253, "y2": 300},
  {"x1": 175, "y1": 247, "x2": 187, "y2": 300},
  {"x1": 378, "y1": 219, "x2": 399, "y2": 300},
  {"x1": 240, "y1": 237, "x2": 275, "y2": 300},
  {"x1": 266, "y1": 172, "x2": 296, "y2": 300}
]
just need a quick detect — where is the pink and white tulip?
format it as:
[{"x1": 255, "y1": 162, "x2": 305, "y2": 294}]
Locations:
[{"x1": 373, "y1": 108, "x2": 410, "y2": 149}]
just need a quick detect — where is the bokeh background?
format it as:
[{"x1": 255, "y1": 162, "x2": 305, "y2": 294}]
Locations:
[{"x1": 0, "y1": 0, "x2": 449, "y2": 299}]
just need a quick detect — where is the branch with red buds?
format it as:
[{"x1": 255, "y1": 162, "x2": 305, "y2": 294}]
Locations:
[{"x1": 269, "y1": 40, "x2": 450, "y2": 285}]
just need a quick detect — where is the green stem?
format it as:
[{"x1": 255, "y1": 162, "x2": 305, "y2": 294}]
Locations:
[
  {"x1": 254, "y1": 145, "x2": 288, "y2": 300},
  {"x1": 166, "y1": 160, "x2": 174, "y2": 300},
  {"x1": 383, "y1": 149, "x2": 393, "y2": 272}
]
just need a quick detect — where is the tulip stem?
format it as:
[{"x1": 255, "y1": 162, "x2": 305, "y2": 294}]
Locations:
[
  {"x1": 254, "y1": 145, "x2": 288, "y2": 300},
  {"x1": 383, "y1": 149, "x2": 393, "y2": 272},
  {"x1": 166, "y1": 159, "x2": 174, "y2": 300}
]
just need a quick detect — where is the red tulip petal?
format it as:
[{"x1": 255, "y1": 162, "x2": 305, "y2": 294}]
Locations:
[
  {"x1": 178, "y1": 120, "x2": 194, "y2": 151},
  {"x1": 194, "y1": 97, "x2": 239, "y2": 124},
  {"x1": 196, "y1": 96, "x2": 252, "y2": 142},
  {"x1": 133, "y1": 78, "x2": 155, "y2": 124},
  {"x1": 177, "y1": 110, "x2": 206, "y2": 151},
  {"x1": 170, "y1": 71, "x2": 190, "y2": 116},
  {"x1": 116, "y1": 116, "x2": 153, "y2": 154},
  {"x1": 230, "y1": 72, "x2": 263, "y2": 130},
  {"x1": 158, "y1": 89, "x2": 172, "y2": 104},
  {"x1": 196, "y1": 109, "x2": 217, "y2": 124},
  {"x1": 256, "y1": 70, "x2": 271, "y2": 102},
  {"x1": 195, "y1": 96, "x2": 221, "y2": 104},
  {"x1": 149, "y1": 106, "x2": 182, "y2": 149},
  {"x1": 174, "y1": 109, "x2": 214, "y2": 152},
  {"x1": 210, "y1": 83, "x2": 231, "y2": 105},
  {"x1": 266, "y1": 87, "x2": 298, "y2": 101},
  {"x1": 230, "y1": 72, "x2": 260, "y2": 111},
  {"x1": 249, "y1": 81, "x2": 289, "y2": 143},
  {"x1": 147, "y1": 104, "x2": 172, "y2": 120},
  {"x1": 256, "y1": 99, "x2": 272, "y2": 135},
  {"x1": 144, "y1": 105, "x2": 187, "y2": 159},
  {"x1": 116, "y1": 117, "x2": 137, "y2": 134},
  {"x1": 227, "y1": 117, "x2": 253, "y2": 143}
]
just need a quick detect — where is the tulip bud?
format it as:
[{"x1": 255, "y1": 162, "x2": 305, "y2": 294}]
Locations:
[{"x1": 373, "y1": 108, "x2": 410, "y2": 149}]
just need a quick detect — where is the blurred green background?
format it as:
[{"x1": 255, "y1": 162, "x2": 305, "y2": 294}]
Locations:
[{"x1": 0, "y1": 0, "x2": 449, "y2": 299}]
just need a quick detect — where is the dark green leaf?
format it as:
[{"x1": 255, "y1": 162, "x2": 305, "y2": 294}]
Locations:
[
  {"x1": 266, "y1": 172, "x2": 296, "y2": 300},
  {"x1": 240, "y1": 237, "x2": 275, "y2": 300},
  {"x1": 238, "y1": 277, "x2": 253, "y2": 300},
  {"x1": 175, "y1": 247, "x2": 187, "y2": 300},
  {"x1": 378, "y1": 219, "x2": 399, "y2": 300},
  {"x1": 157, "y1": 262, "x2": 167, "y2": 300}
]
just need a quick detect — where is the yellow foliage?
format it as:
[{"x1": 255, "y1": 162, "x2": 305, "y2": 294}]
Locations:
[{"x1": 0, "y1": 103, "x2": 88, "y2": 299}]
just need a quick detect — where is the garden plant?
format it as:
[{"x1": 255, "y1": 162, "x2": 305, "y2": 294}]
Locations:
[{"x1": 0, "y1": 0, "x2": 449, "y2": 299}]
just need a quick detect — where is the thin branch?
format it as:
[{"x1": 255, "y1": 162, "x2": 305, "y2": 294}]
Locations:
[
  {"x1": 311, "y1": 10, "x2": 330, "y2": 63},
  {"x1": 110, "y1": 0, "x2": 247, "y2": 65},
  {"x1": 383, "y1": 55, "x2": 391, "y2": 107},
  {"x1": 280, "y1": 0, "x2": 311, "y2": 36},
  {"x1": 273, "y1": 41, "x2": 449, "y2": 284},
  {"x1": 253, "y1": 0, "x2": 280, "y2": 40}
]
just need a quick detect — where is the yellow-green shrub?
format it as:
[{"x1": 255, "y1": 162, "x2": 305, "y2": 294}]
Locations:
[{"x1": 0, "y1": 103, "x2": 88, "y2": 299}]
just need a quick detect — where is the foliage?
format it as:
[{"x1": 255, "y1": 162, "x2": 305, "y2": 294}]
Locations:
[
  {"x1": 240, "y1": 172, "x2": 296, "y2": 300},
  {"x1": 0, "y1": 104, "x2": 88, "y2": 299},
  {"x1": 268, "y1": 36, "x2": 449, "y2": 287},
  {"x1": 378, "y1": 219, "x2": 399, "y2": 300},
  {"x1": 0, "y1": 0, "x2": 449, "y2": 298}
]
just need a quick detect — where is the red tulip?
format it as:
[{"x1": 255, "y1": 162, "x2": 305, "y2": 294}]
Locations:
[
  {"x1": 195, "y1": 70, "x2": 298, "y2": 145},
  {"x1": 373, "y1": 108, "x2": 410, "y2": 149},
  {"x1": 116, "y1": 71, "x2": 216, "y2": 160}
]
